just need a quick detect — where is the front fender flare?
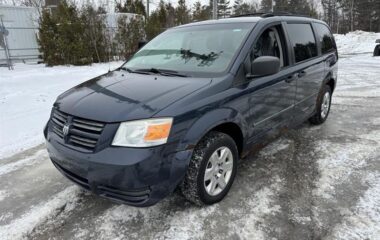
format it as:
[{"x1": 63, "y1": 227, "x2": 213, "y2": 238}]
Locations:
[{"x1": 177, "y1": 108, "x2": 249, "y2": 152}]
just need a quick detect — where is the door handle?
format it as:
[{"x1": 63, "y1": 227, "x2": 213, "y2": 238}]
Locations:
[
  {"x1": 298, "y1": 71, "x2": 306, "y2": 78},
  {"x1": 285, "y1": 75, "x2": 295, "y2": 83}
]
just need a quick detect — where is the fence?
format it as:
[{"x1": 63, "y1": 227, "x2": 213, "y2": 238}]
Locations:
[{"x1": 0, "y1": 6, "x2": 41, "y2": 69}]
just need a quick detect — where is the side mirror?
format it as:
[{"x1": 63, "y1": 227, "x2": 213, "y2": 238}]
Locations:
[
  {"x1": 138, "y1": 41, "x2": 147, "y2": 49},
  {"x1": 376, "y1": 39, "x2": 380, "y2": 44},
  {"x1": 246, "y1": 56, "x2": 280, "y2": 78}
]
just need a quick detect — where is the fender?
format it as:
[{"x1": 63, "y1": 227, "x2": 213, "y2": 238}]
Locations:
[
  {"x1": 167, "y1": 108, "x2": 248, "y2": 195},
  {"x1": 177, "y1": 107, "x2": 249, "y2": 152}
]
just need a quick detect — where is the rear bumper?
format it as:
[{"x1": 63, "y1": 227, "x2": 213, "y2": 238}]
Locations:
[{"x1": 46, "y1": 136, "x2": 192, "y2": 207}]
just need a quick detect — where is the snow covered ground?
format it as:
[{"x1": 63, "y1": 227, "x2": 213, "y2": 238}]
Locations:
[
  {"x1": 0, "y1": 62, "x2": 123, "y2": 158},
  {"x1": 0, "y1": 32, "x2": 379, "y2": 240}
]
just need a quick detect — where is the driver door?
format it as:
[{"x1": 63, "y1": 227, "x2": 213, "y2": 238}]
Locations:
[{"x1": 247, "y1": 24, "x2": 297, "y2": 140}]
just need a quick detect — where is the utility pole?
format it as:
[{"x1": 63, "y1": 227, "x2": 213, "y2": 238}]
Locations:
[
  {"x1": 147, "y1": 0, "x2": 149, "y2": 19},
  {"x1": 213, "y1": 0, "x2": 217, "y2": 19},
  {"x1": 350, "y1": 0, "x2": 354, "y2": 31},
  {"x1": 271, "y1": 0, "x2": 274, "y2": 12}
]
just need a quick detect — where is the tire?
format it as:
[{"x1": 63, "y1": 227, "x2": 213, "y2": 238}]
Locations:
[
  {"x1": 309, "y1": 85, "x2": 332, "y2": 125},
  {"x1": 374, "y1": 45, "x2": 380, "y2": 57},
  {"x1": 180, "y1": 131, "x2": 238, "y2": 206}
]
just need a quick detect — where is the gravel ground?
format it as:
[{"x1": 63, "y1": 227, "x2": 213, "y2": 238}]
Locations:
[{"x1": 0, "y1": 53, "x2": 379, "y2": 240}]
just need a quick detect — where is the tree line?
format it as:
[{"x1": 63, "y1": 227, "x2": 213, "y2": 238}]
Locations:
[
  {"x1": 38, "y1": 0, "x2": 380, "y2": 66},
  {"x1": 321, "y1": 0, "x2": 380, "y2": 34}
]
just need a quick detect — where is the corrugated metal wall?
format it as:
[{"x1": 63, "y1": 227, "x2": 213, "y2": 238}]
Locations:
[{"x1": 0, "y1": 6, "x2": 40, "y2": 64}]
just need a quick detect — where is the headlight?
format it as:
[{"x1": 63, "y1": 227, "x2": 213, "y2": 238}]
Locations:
[{"x1": 112, "y1": 118, "x2": 173, "y2": 147}]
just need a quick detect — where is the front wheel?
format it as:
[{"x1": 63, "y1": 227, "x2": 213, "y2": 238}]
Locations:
[
  {"x1": 180, "y1": 131, "x2": 238, "y2": 206},
  {"x1": 309, "y1": 85, "x2": 332, "y2": 125}
]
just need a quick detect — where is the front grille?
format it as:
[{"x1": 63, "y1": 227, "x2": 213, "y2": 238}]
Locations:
[
  {"x1": 51, "y1": 110, "x2": 68, "y2": 138},
  {"x1": 50, "y1": 109, "x2": 105, "y2": 151}
]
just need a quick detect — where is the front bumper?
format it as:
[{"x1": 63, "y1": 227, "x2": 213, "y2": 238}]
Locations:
[{"x1": 46, "y1": 134, "x2": 192, "y2": 207}]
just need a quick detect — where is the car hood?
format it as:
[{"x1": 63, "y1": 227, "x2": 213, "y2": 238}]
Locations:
[{"x1": 55, "y1": 70, "x2": 212, "y2": 122}]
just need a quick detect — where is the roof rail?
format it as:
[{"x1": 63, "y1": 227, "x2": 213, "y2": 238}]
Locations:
[{"x1": 232, "y1": 12, "x2": 310, "y2": 18}]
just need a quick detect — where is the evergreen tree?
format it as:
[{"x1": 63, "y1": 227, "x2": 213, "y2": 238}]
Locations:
[
  {"x1": 145, "y1": 0, "x2": 167, "y2": 40},
  {"x1": 192, "y1": 1, "x2": 211, "y2": 21},
  {"x1": 233, "y1": 0, "x2": 242, "y2": 14},
  {"x1": 260, "y1": 0, "x2": 273, "y2": 12},
  {"x1": 274, "y1": 0, "x2": 314, "y2": 16},
  {"x1": 38, "y1": 0, "x2": 93, "y2": 66},
  {"x1": 115, "y1": 15, "x2": 145, "y2": 59},
  {"x1": 116, "y1": 0, "x2": 146, "y2": 16},
  {"x1": 233, "y1": 0, "x2": 256, "y2": 15},
  {"x1": 54, "y1": 1, "x2": 91, "y2": 65},
  {"x1": 218, "y1": 0, "x2": 231, "y2": 18},
  {"x1": 274, "y1": 0, "x2": 291, "y2": 12},
  {"x1": 175, "y1": 0, "x2": 191, "y2": 25},
  {"x1": 81, "y1": 4, "x2": 108, "y2": 63},
  {"x1": 38, "y1": 9, "x2": 60, "y2": 65},
  {"x1": 165, "y1": 2, "x2": 176, "y2": 27}
]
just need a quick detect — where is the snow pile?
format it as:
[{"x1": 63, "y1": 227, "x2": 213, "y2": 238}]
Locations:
[
  {"x1": 0, "y1": 62, "x2": 123, "y2": 159},
  {"x1": 334, "y1": 31, "x2": 380, "y2": 55}
]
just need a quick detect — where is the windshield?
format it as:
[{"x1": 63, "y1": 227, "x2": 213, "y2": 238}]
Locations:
[{"x1": 123, "y1": 23, "x2": 254, "y2": 77}]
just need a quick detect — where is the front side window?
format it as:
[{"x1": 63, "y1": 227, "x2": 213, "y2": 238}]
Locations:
[
  {"x1": 251, "y1": 25, "x2": 287, "y2": 67},
  {"x1": 287, "y1": 23, "x2": 318, "y2": 63},
  {"x1": 315, "y1": 23, "x2": 335, "y2": 54},
  {"x1": 124, "y1": 23, "x2": 253, "y2": 76}
]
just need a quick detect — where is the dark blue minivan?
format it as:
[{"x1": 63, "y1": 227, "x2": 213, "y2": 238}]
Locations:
[{"x1": 44, "y1": 13, "x2": 338, "y2": 206}]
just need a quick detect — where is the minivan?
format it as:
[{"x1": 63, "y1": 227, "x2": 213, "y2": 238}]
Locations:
[{"x1": 44, "y1": 13, "x2": 338, "y2": 207}]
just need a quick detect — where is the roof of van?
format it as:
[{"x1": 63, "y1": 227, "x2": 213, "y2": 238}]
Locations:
[{"x1": 174, "y1": 14, "x2": 327, "y2": 29}]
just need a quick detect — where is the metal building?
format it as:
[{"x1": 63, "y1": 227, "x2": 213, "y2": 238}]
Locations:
[{"x1": 0, "y1": 5, "x2": 41, "y2": 69}]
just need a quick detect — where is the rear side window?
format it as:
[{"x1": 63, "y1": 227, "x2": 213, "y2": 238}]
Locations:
[
  {"x1": 286, "y1": 23, "x2": 317, "y2": 63},
  {"x1": 315, "y1": 23, "x2": 335, "y2": 54}
]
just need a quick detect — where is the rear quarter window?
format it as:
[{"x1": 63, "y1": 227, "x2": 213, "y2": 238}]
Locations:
[
  {"x1": 315, "y1": 23, "x2": 336, "y2": 54},
  {"x1": 286, "y1": 23, "x2": 318, "y2": 63}
]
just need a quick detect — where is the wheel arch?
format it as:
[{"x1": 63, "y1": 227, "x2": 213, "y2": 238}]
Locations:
[
  {"x1": 179, "y1": 108, "x2": 248, "y2": 157},
  {"x1": 323, "y1": 72, "x2": 336, "y2": 93}
]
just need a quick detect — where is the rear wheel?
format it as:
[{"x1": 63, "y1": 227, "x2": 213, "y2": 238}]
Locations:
[
  {"x1": 180, "y1": 131, "x2": 238, "y2": 206},
  {"x1": 309, "y1": 85, "x2": 332, "y2": 125}
]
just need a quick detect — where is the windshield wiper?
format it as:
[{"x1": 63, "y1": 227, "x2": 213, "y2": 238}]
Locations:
[
  {"x1": 134, "y1": 68, "x2": 188, "y2": 77},
  {"x1": 119, "y1": 67, "x2": 151, "y2": 75}
]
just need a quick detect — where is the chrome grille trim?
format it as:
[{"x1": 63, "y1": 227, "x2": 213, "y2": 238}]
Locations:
[
  {"x1": 50, "y1": 109, "x2": 105, "y2": 151},
  {"x1": 72, "y1": 121, "x2": 103, "y2": 132},
  {"x1": 73, "y1": 118, "x2": 104, "y2": 128}
]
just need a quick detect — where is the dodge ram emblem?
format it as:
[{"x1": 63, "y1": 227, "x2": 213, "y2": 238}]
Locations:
[{"x1": 62, "y1": 123, "x2": 70, "y2": 136}]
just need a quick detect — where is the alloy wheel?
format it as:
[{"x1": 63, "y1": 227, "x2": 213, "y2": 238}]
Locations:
[{"x1": 203, "y1": 146, "x2": 234, "y2": 196}]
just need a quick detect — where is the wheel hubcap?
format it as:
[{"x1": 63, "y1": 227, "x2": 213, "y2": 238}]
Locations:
[
  {"x1": 204, "y1": 147, "x2": 234, "y2": 196},
  {"x1": 321, "y1": 92, "x2": 330, "y2": 119}
]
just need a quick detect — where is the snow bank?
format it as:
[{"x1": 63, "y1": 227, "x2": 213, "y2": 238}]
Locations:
[
  {"x1": 334, "y1": 31, "x2": 380, "y2": 55},
  {"x1": 0, "y1": 62, "x2": 123, "y2": 159}
]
